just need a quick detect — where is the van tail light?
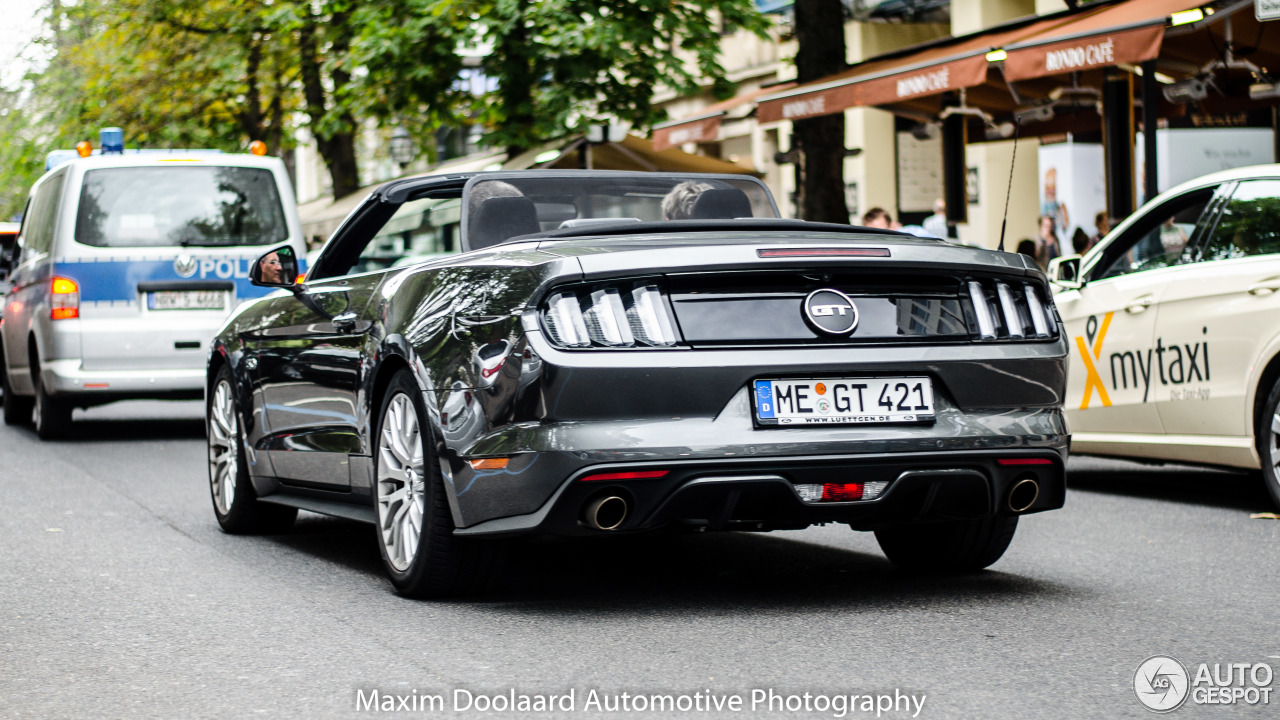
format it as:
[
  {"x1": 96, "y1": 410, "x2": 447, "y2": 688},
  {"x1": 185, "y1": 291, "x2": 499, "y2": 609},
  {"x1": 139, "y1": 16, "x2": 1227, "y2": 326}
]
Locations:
[{"x1": 51, "y1": 276, "x2": 80, "y2": 320}]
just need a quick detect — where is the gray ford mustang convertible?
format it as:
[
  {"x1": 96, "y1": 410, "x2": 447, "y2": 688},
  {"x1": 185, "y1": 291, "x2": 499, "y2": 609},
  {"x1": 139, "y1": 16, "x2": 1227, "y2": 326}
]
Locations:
[{"x1": 206, "y1": 171, "x2": 1069, "y2": 597}]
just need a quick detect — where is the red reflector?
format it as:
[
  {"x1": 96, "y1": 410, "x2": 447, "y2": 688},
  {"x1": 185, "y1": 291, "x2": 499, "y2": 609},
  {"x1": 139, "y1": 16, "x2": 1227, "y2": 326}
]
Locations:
[
  {"x1": 757, "y1": 248, "x2": 891, "y2": 258},
  {"x1": 84, "y1": 383, "x2": 109, "y2": 388},
  {"x1": 821, "y1": 482, "x2": 864, "y2": 501},
  {"x1": 579, "y1": 470, "x2": 669, "y2": 482},
  {"x1": 997, "y1": 458, "x2": 1054, "y2": 466},
  {"x1": 51, "y1": 308, "x2": 79, "y2": 320}
]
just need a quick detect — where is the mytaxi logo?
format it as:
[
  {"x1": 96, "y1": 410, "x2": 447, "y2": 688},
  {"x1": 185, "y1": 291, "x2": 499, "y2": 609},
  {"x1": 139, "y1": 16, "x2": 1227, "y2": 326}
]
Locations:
[
  {"x1": 1076, "y1": 312, "x2": 1113, "y2": 410},
  {"x1": 1076, "y1": 314, "x2": 1212, "y2": 410}
]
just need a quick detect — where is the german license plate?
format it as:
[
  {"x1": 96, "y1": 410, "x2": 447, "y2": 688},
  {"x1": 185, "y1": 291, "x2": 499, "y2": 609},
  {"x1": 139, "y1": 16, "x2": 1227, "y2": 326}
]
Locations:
[
  {"x1": 753, "y1": 377, "x2": 935, "y2": 426},
  {"x1": 146, "y1": 290, "x2": 226, "y2": 311}
]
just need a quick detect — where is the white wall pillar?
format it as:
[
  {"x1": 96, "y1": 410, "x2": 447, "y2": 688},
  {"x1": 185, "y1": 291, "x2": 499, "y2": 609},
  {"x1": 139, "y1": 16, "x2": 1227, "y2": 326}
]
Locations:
[
  {"x1": 845, "y1": 107, "x2": 898, "y2": 225},
  {"x1": 956, "y1": 137, "x2": 1041, "y2": 249},
  {"x1": 950, "y1": 0, "x2": 1036, "y2": 37}
]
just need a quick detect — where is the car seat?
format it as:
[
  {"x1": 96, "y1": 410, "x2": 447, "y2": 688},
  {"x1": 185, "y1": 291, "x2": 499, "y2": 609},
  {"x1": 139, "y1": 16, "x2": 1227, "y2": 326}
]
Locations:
[
  {"x1": 469, "y1": 196, "x2": 541, "y2": 250},
  {"x1": 690, "y1": 188, "x2": 753, "y2": 220}
]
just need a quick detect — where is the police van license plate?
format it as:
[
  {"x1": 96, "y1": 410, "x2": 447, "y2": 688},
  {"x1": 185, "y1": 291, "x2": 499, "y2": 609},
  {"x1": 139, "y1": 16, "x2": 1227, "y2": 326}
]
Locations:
[
  {"x1": 147, "y1": 290, "x2": 226, "y2": 311},
  {"x1": 753, "y1": 377, "x2": 935, "y2": 426}
]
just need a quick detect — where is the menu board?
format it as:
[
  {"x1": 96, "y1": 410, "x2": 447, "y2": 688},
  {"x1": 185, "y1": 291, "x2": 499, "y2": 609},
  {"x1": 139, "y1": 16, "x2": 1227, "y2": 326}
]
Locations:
[{"x1": 896, "y1": 132, "x2": 944, "y2": 213}]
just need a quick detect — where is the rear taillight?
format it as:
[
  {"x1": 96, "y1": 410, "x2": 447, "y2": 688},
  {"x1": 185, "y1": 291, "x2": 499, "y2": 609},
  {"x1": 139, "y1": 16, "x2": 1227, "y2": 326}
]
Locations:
[
  {"x1": 542, "y1": 281, "x2": 681, "y2": 349},
  {"x1": 967, "y1": 279, "x2": 1056, "y2": 340},
  {"x1": 579, "y1": 470, "x2": 669, "y2": 482},
  {"x1": 794, "y1": 481, "x2": 890, "y2": 503},
  {"x1": 51, "y1": 276, "x2": 80, "y2": 320}
]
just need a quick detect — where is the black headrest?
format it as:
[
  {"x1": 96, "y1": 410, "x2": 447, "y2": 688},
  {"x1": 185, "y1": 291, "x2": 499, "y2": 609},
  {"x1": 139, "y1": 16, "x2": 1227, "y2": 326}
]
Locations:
[
  {"x1": 469, "y1": 196, "x2": 540, "y2": 250},
  {"x1": 690, "y1": 188, "x2": 753, "y2": 220}
]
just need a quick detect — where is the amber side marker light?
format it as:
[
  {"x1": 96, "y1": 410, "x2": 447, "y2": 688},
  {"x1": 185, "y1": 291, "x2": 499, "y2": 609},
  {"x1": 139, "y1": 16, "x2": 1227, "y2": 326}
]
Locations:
[
  {"x1": 757, "y1": 248, "x2": 890, "y2": 258},
  {"x1": 468, "y1": 458, "x2": 510, "y2": 470},
  {"x1": 295, "y1": 274, "x2": 306, "y2": 285}
]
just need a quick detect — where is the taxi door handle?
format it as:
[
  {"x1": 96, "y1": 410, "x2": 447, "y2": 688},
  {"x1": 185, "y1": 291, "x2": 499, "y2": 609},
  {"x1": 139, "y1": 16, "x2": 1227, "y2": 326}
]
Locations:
[
  {"x1": 1124, "y1": 296, "x2": 1154, "y2": 314},
  {"x1": 1247, "y1": 279, "x2": 1280, "y2": 296}
]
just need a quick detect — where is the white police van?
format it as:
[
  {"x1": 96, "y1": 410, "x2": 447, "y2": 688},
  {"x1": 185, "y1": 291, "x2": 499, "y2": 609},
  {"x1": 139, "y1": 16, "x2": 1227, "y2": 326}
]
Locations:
[{"x1": 0, "y1": 129, "x2": 307, "y2": 438}]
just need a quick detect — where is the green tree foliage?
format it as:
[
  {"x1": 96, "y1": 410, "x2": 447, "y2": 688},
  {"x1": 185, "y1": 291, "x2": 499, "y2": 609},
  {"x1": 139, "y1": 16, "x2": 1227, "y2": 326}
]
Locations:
[
  {"x1": 4, "y1": 0, "x2": 766, "y2": 209},
  {"x1": 0, "y1": 92, "x2": 47, "y2": 221},
  {"x1": 353, "y1": 0, "x2": 769, "y2": 156}
]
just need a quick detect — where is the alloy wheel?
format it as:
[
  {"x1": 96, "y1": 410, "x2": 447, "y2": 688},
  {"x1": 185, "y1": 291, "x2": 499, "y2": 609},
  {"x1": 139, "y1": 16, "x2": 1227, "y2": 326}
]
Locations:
[
  {"x1": 376, "y1": 393, "x2": 426, "y2": 572},
  {"x1": 208, "y1": 380, "x2": 239, "y2": 515},
  {"x1": 1270, "y1": 411, "x2": 1280, "y2": 487}
]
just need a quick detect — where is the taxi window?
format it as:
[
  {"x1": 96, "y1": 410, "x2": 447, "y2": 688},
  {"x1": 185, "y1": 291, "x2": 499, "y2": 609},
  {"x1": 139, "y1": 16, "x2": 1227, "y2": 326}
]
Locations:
[
  {"x1": 74, "y1": 166, "x2": 287, "y2": 248},
  {"x1": 1091, "y1": 190, "x2": 1213, "y2": 281},
  {"x1": 1200, "y1": 179, "x2": 1280, "y2": 261}
]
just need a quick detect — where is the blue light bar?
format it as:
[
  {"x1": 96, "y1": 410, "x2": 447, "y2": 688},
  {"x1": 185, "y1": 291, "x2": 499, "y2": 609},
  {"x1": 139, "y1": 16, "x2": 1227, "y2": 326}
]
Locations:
[{"x1": 100, "y1": 127, "x2": 125, "y2": 154}]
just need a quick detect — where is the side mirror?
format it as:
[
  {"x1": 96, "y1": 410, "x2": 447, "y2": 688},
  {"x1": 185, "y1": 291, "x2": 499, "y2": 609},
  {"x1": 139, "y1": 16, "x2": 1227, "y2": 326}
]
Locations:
[
  {"x1": 250, "y1": 245, "x2": 300, "y2": 289},
  {"x1": 1048, "y1": 254, "x2": 1082, "y2": 289}
]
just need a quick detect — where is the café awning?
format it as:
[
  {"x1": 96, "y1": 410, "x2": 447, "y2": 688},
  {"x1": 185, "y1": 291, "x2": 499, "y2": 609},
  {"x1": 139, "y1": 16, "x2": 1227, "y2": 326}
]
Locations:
[
  {"x1": 756, "y1": 13, "x2": 1082, "y2": 124},
  {"x1": 1002, "y1": 0, "x2": 1209, "y2": 81},
  {"x1": 754, "y1": 0, "x2": 1233, "y2": 124},
  {"x1": 652, "y1": 84, "x2": 794, "y2": 151}
]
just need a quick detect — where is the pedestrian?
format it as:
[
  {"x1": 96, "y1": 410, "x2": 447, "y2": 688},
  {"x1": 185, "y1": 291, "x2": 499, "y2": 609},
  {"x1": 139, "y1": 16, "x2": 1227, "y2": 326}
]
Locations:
[
  {"x1": 1071, "y1": 227, "x2": 1090, "y2": 255},
  {"x1": 922, "y1": 198, "x2": 947, "y2": 238},
  {"x1": 1016, "y1": 238, "x2": 1037, "y2": 259},
  {"x1": 861, "y1": 207, "x2": 893, "y2": 229},
  {"x1": 1035, "y1": 214, "x2": 1061, "y2": 270},
  {"x1": 1089, "y1": 211, "x2": 1111, "y2": 251}
]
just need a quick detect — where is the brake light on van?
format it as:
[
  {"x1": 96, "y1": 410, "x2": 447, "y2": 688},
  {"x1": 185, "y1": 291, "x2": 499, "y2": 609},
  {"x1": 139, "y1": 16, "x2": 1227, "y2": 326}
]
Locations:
[{"x1": 51, "y1": 276, "x2": 80, "y2": 320}]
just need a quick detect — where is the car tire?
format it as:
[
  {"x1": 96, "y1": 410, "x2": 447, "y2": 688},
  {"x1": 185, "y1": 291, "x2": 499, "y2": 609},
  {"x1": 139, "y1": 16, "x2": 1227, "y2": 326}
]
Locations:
[
  {"x1": 1, "y1": 351, "x2": 33, "y2": 426},
  {"x1": 32, "y1": 369, "x2": 72, "y2": 439},
  {"x1": 874, "y1": 515, "x2": 1018, "y2": 573},
  {"x1": 373, "y1": 369, "x2": 500, "y2": 598},
  {"x1": 207, "y1": 365, "x2": 296, "y2": 534},
  {"x1": 1256, "y1": 377, "x2": 1280, "y2": 510}
]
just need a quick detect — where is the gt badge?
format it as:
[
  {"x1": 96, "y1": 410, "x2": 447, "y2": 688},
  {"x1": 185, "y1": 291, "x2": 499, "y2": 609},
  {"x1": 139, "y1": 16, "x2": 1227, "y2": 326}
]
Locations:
[{"x1": 803, "y1": 288, "x2": 859, "y2": 336}]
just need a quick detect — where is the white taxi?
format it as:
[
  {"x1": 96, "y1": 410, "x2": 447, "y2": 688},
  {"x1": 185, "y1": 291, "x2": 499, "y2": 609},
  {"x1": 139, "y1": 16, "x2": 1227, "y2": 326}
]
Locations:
[{"x1": 1051, "y1": 164, "x2": 1280, "y2": 508}]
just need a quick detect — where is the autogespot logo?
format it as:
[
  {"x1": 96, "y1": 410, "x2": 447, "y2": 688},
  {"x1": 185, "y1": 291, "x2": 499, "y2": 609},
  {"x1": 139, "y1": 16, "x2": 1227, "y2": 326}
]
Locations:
[
  {"x1": 803, "y1": 288, "x2": 859, "y2": 336},
  {"x1": 1135, "y1": 656, "x2": 1190, "y2": 713}
]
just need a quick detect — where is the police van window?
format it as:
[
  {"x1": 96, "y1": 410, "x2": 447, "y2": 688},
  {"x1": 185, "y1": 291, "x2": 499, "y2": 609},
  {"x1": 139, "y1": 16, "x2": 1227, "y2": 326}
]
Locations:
[
  {"x1": 24, "y1": 169, "x2": 67, "y2": 254},
  {"x1": 1091, "y1": 190, "x2": 1214, "y2": 281},
  {"x1": 1200, "y1": 179, "x2": 1280, "y2": 261},
  {"x1": 74, "y1": 166, "x2": 287, "y2": 248}
]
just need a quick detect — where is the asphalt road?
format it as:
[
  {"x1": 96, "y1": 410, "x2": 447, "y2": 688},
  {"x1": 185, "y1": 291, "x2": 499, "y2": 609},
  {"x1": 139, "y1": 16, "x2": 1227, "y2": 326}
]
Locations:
[{"x1": 2, "y1": 400, "x2": 1278, "y2": 719}]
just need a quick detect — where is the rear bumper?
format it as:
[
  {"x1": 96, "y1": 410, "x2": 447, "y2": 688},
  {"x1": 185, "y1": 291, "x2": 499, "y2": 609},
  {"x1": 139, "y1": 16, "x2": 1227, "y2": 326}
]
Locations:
[
  {"x1": 41, "y1": 359, "x2": 205, "y2": 401},
  {"x1": 454, "y1": 449, "x2": 1067, "y2": 537}
]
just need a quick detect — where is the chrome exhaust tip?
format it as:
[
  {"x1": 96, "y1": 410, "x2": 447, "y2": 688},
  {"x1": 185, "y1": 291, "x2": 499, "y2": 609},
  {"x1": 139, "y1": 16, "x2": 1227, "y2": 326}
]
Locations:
[
  {"x1": 584, "y1": 496, "x2": 629, "y2": 531},
  {"x1": 1007, "y1": 477, "x2": 1040, "y2": 513}
]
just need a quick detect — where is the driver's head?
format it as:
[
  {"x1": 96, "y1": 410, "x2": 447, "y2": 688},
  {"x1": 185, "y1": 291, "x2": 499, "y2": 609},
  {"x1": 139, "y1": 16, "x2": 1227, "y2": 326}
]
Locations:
[{"x1": 259, "y1": 251, "x2": 283, "y2": 282}]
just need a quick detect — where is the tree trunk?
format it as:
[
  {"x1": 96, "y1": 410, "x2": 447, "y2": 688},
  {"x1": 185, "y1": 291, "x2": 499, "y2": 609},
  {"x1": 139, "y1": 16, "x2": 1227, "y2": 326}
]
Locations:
[
  {"x1": 792, "y1": 0, "x2": 849, "y2": 224},
  {"x1": 297, "y1": 14, "x2": 360, "y2": 199},
  {"x1": 498, "y1": 0, "x2": 537, "y2": 158}
]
